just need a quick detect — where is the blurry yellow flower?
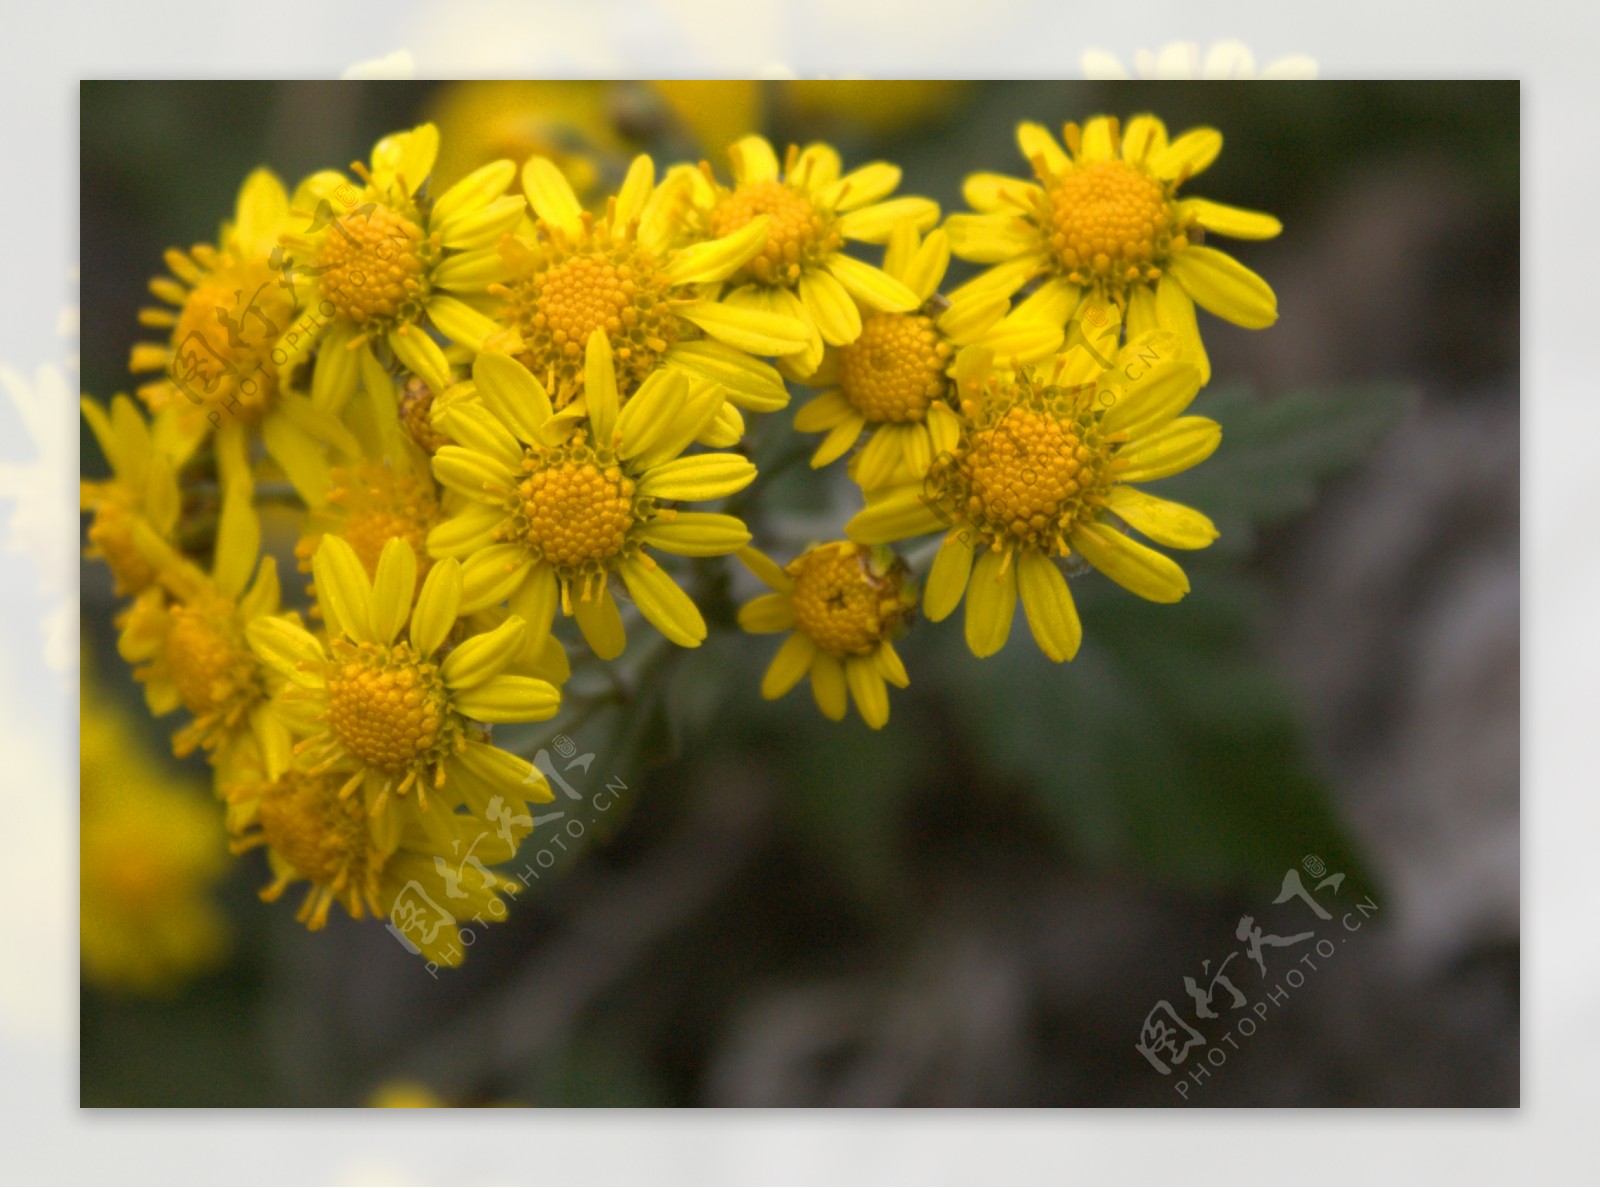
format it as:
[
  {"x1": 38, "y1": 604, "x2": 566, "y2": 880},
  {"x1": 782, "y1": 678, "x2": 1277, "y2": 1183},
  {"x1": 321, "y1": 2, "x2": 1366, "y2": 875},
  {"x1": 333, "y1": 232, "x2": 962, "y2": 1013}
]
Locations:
[
  {"x1": 493, "y1": 152, "x2": 807, "y2": 436},
  {"x1": 948, "y1": 115, "x2": 1281, "y2": 382},
  {"x1": 80, "y1": 688, "x2": 228, "y2": 994},
  {"x1": 277, "y1": 124, "x2": 524, "y2": 407},
  {"x1": 738, "y1": 543, "x2": 914, "y2": 728},
  {"x1": 225, "y1": 737, "x2": 529, "y2": 961},
  {"x1": 118, "y1": 483, "x2": 286, "y2": 757},
  {"x1": 79, "y1": 394, "x2": 184, "y2": 597},
  {"x1": 247, "y1": 537, "x2": 560, "y2": 821},
  {"x1": 1082, "y1": 41, "x2": 1318, "y2": 80},
  {"x1": 793, "y1": 222, "x2": 1063, "y2": 491},
  {"x1": 294, "y1": 450, "x2": 441, "y2": 598},
  {"x1": 369, "y1": 1081, "x2": 445, "y2": 1108},
  {"x1": 128, "y1": 169, "x2": 334, "y2": 485},
  {"x1": 847, "y1": 330, "x2": 1218, "y2": 660},
  {"x1": 683, "y1": 135, "x2": 940, "y2": 375},
  {"x1": 426, "y1": 339, "x2": 754, "y2": 658},
  {"x1": 781, "y1": 80, "x2": 969, "y2": 136}
]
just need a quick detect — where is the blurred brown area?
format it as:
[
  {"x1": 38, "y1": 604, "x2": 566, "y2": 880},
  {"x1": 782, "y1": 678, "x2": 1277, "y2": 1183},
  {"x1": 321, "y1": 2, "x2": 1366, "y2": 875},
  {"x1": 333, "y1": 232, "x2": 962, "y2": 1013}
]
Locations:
[{"x1": 80, "y1": 81, "x2": 1517, "y2": 1107}]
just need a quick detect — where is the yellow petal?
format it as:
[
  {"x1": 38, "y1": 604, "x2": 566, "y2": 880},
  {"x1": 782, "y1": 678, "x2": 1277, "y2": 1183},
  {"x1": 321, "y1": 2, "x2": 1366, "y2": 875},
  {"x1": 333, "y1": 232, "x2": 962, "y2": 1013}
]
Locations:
[
  {"x1": 901, "y1": 227, "x2": 951, "y2": 303},
  {"x1": 410, "y1": 557, "x2": 462, "y2": 655},
  {"x1": 793, "y1": 389, "x2": 854, "y2": 433},
  {"x1": 459, "y1": 544, "x2": 532, "y2": 613},
  {"x1": 845, "y1": 655, "x2": 890, "y2": 728},
  {"x1": 811, "y1": 412, "x2": 865, "y2": 467},
  {"x1": 729, "y1": 135, "x2": 780, "y2": 185},
  {"x1": 799, "y1": 269, "x2": 862, "y2": 345},
  {"x1": 1168, "y1": 246, "x2": 1278, "y2": 328},
  {"x1": 313, "y1": 535, "x2": 374, "y2": 641},
  {"x1": 738, "y1": 546, "x2": 793, "y2": 592},
  {"x1": 1121, "y1": 115, "x2": 1169, "y2": 165},
  {"x1": 666, "y1": 341, "x2": 790, "y2": 413},
  {"x1": 1017, "y1": 121, "x2": 1068, "y2": 175},
  {"x1": 1177, "y1": 197, "x2": 1282, "y2": 240},
  {"x1": 637, "y1": 454, "x2": 756, "y2": 501},
  {"x1": 824, "y1": 255, "x2": 920, "y2": 312},
  {"x1": 584, "y1": 330, "x2": 620, "y2": 446},
  {"x1": 472, "y1": 351, "x2": 552, "y2": 444},
  {"x1": 1015, "y1": 550, "x2": 1081, "y2": 662},
  {"x1": 620, "y1": 557, "x2": 706, "y2": 647},
  {"x1": 809, "y1": 653, "x2": 847, "y2": 721},
  {"x1": 1115, "y1": 415, "x2": 1222, "y2": 482},
  {"x1": 945, "y1": 214, "x2": 1036, "y2": 264},
  {"x1": 963, "y1": 548, "x2": 1016, "y2": 658},
  {"x1": 370, "y1": 538, "x2": 418, "y2": 644},
  {"x1": 441, "y1": 615, "x2": 529, "y2": 690},
  {"x1": 1152, "y1": 128, "x2": 1223, "y2": 181},
  {"x1": 573, "y1": 585, "x2": 627, "y2": 659},
  {"x1": 506, "y1": 563, "x2": 558, "y2": 646},
  {"x1": 761, "y1": 632, "x2": 814, "y2": 698},
  {"x1": 924, "y1": 529, "x2": 975, "y2": 621},
  {"x1": 640, "y1": 512, "x2": 751, "y2": 556},
  {"x1": 386, "y1": 326, "x2": 451, "y2": 394},
  {"x1": 1105, "y1": 487, "x2": 1218, "y2": 550},
  {"x1": 1100, "y1": 354, "x2": 1201, "y2": 438},
  {"x1": 845, "y1": 489, "x2": 947, "y2": 544},
  {"x1": 432, "y1": 159, "x2": 516, "y2": 226},
  {"x1": 664, "y1": 215, "x2": 771, "y2": 285},
  {"x1": 739, "y1": 592, "x2": 795, "y2": 634},
  {"x1": 246, "y1": 616, "x2": 325, "y2": 687},
  {"x1": 821, "y1": 161, "x2": 901, "y2": 211},
  {"x1": 678, "y1": 297, "x2": 811, "y2": 356},
  {"x1": 521, "y1": 156, "x2": 583, "y2": 234},
  {"x1": 452, "y1": 674, "x2": 560, "y2": 723},
  {"x1": 836, "y1": 197, "x2": 940, "y2": 244},
  {"x1": 426, "y1": 294, "x2": 500, "y2": 352},
  {"x1": 1070, "y1": 521, "x2": 1189, "y2": 603}
]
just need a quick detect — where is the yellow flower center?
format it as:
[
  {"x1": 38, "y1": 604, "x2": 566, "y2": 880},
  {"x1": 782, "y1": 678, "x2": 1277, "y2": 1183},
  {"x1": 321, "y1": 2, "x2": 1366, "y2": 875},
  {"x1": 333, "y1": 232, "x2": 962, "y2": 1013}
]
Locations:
[
  {"x1": 318, "y1": 202, "x2": 430, "y2": 327},
  {"x1": 838, "y1": 313, "x2": 951, "y2": 423},
  {"x1": 933, "y1": 391, "x2": 1114, "y2": 554},
  {"x1": 517, "y1": 454, "x2": 638, "y2": 571},
  {"x1": 327, "y1": 641, "x2": 450, "y2": 773},
  {"x1": 169, "y1": 260, "x2": 290, "y2": 420},
  {"x1": 788, "y1": 543, "x2": 914, "y2": 657},
  {"x1": 498, "y1": 219, "x2": 678, "y2": 406},
  {"x1": 1041, "y1": 160, "x2": 1175, "y2": 284},
  {"x1": 300, "y1": 462, "x2": 439, "y2": 579},
  {"x1": 164, "y1": 598, "x2": 258, "y2": 720},
  {"x1": 711, "y1": 179, "x2": 840, "y2": 286},
  {"x1": 256, "y1": 768, "x2": 381, "y2": 895}
]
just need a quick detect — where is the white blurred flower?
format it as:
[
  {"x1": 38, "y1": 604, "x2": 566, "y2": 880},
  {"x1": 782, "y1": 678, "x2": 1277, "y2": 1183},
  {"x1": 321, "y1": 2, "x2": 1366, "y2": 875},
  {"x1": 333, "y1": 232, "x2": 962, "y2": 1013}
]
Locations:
[
  {"x1": 341, "y1": 49, "x2": 416, "y2": 79},
  {"x1": 1082, "y1": 40, "x2": 1318, "y2": 80},
  {"x1": 0, "y1": 363, "x2": 75, "y2": 673}
]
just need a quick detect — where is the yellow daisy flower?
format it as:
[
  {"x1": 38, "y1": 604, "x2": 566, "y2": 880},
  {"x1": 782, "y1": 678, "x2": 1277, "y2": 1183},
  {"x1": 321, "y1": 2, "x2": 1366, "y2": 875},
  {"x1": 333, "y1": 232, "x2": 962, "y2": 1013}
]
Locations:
[
  {"x1": 276, "y1": 123, "x2": 525, "y2": 407},
  {"x1": 246, "y1": 536, "x2": 561, "y2": 821},
  {"x1": 846, "y1": 330, "x2": 1219, "y2": 661},
  {"x1": 79, "y1": 394, "x2": 184, "y2": 597},
  {"x1": 947, "y1": 115, "x2": 1282, "y2": 382},
  {"x1": 492, "y1": 152, "x2": 809, "y2": 439},
  {"x1": 117, "y1": 483, "x2": 287, "y2": 758},
  {"x1": 224, "y1": 738, "x2": 538, "y2": 961},
  {"x1": 81, "y1": 686, "x2": 229, "y2": 993},
  {"x1": 128, "y1": 168, "x2": 341, "y2": 489},
  {"x1": 792, "y1": 221, "x2": 1064, "y2": 491},
  {"x1": 737, "y1": 542, "x2": 915, "y2": 729},
  {"x1": 684, "y1": 134, "x2": 941, "y2": 376},
  {"x1": 425, "y1": 337, "x2": 755, "y2": 659}
]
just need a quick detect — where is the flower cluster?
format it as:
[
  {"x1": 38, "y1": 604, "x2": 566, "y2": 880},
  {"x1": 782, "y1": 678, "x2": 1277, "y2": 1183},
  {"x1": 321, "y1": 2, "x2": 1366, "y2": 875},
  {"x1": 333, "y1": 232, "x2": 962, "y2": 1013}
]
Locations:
[{"x1": 82, "y1": 113, "x2": 1279, "y2": 963}]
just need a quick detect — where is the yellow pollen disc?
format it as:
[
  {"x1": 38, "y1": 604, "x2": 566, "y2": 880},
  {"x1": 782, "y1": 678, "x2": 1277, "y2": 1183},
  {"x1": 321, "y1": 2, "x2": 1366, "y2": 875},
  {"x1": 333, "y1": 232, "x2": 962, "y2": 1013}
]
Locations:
[
  {"x1": 164, "y1": 599, "x2": 255, "y2": 718},
  {"x1": 257, "y1": 768, "x2": 378, "y2": 892},
  {"x1": 317, "y1": 203, "x2": 429, "y2": 326},
  {"x1": 954, "y1": 403, "x2": 1111, "y2": 550},
  {"x1": 838, "y1": 313, "x2": 951, "y2": 423},
  {"x1": 1042, "y1": 160, "x2": 1173, "y2": 281},
  {"x1": 710, "y1": 179, "x2": 840, "y2": 286},
  {"x1": 787, "y1": 543, "x2": 914, "y2": 657},
  {"x1": 327, "y1": 642, "x2": 449, "y2": 773},
  {"x1": 167, "y1": 260, "x2": 290, "y2": 419},
  {"x1": 519, "y1": 457, "x2": 636, "y2": 570},
  {"x1": 500, "y1": 231, "x2": 677, "y2": 405},
  {"x1": 302, "y1": 462, "x2": 439, "y2": 579}
]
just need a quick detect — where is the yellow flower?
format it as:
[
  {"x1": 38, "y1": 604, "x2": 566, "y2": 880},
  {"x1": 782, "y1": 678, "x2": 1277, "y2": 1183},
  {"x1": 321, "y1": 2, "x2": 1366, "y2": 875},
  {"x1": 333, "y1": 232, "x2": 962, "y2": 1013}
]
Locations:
[
  {"x1": 426, "y1": 337, "x2": 755, "y2": 659},
  {"x1": 79, "y1": 394, "x2": 184, "y2": 596},
  {"x1": 117, "y1": 483, "x2": 286, "y2": 757},
  {"x1": 246, "y1": 536, "x2": 561, "y2": 821},
  {"x1": 947, "y1": 115, "x2": 1281, "y2": 382},
  {"x1": 846, "y1": 330, "x2": 1219, "y2": 661},
  {"x1": 493, "y1": 152, "x2": 808, "y2": 441},
  {"x1": 128, "y1": 168, "x2": 348, "y2": 493},
  {"x1": 276, "y1": 123, "x2": 525, "y2": 408},
  {"x1": 792, "y1": 222, "x2": 1063, "y2": 491},
  {"x1": 683, "y1": 134, "x2": 940, "y2": 375},
  {"x1": 224, "y1": 737, "x2": 534, "y2": 962},
  {"x1": 80, "y1": 687, "x2": 229, "y2": 993},
  {"x1": 737, "y1": 542, "x2": 914, "y2": 728}
]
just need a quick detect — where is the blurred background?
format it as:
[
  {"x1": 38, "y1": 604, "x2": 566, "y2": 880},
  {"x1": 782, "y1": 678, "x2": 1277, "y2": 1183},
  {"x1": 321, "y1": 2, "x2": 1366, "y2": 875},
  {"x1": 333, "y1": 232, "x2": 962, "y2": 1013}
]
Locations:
[{"x1": 79, "y1": 80, "x2": 1518, "y2": 1107}]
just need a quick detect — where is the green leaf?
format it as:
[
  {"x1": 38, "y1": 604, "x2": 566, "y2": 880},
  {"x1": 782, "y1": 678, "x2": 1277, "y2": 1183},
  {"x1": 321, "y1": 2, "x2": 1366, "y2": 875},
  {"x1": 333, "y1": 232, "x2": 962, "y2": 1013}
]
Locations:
[{"x1": 1150, "y1": 383, "x2": 1417, "y2": 555}]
